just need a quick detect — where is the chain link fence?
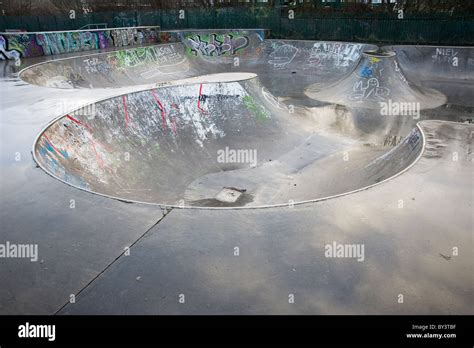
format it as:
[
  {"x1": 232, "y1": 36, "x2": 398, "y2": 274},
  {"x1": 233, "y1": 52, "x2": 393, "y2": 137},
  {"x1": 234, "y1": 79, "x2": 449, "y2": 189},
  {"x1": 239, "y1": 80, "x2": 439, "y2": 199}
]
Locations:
[{"x1": 1, "y1": 7, "x2": 473, "y2": 45}]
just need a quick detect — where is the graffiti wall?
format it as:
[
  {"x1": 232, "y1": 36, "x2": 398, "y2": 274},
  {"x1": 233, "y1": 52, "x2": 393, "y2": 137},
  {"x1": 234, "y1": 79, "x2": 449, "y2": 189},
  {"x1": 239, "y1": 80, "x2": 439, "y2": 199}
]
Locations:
[
  {"x1": 264, "y1": 41, "x2": 373, "y2": 73},
  {"x1": 308, "y1": 42, "x2": 363, "y2": 68},
  {"x1": 20, "y1": 43, "x2": 189, "y2": 88},
  {"x1": 185, "y1": 33, "x2": 249, "y2": 57},
  {"x1": 158, "y1": 29, "x2": 265, "y2": 44},
  {"x1": 0, "y1": 26, "x2": 160, "y2": 60},
  {"x1": 0, "y1": 27, "x2": 266, "y2": 62}
]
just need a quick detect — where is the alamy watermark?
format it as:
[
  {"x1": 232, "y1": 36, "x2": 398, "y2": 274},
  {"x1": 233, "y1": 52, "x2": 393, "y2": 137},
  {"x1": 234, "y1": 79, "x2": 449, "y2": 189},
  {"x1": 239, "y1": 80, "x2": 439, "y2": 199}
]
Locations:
[
  {"x1": 58, "y1": 100, "x2": 96, "y2": 120},
  {"x1": 18, "y1": 322, "x2": 55, "y2": 342},
  {"x1": 217, "y1": 146, "x2": 257, "y2": 167},
  {"x1": 0, "y1": 241, "x2": 38, "y2": 262},
  {"x1": 380, "y1": 100, "x2": 420, "y2": 119},
  {"x1": 324, "y1": 241, "x2": 365, "y2": 262}
]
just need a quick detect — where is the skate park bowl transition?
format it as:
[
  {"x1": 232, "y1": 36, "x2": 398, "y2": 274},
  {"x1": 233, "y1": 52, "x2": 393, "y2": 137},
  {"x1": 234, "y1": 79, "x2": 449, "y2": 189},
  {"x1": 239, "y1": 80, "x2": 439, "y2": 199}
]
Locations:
[{"x1": 21, "y1": 32, "x2": 472, "y2": 208}]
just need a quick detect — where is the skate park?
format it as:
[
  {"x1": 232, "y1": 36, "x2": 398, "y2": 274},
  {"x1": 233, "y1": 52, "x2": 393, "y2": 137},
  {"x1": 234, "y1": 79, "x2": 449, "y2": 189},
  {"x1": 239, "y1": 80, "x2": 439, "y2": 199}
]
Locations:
[{"x1": 0, "y1": 5, "x2": 473, "y2": 316}]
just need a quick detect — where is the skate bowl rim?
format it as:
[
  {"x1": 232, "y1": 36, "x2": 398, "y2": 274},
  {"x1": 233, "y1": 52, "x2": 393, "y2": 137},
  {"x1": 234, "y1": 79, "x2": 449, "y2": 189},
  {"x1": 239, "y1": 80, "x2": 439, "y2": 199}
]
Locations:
[{"x1": 31, "y1": 81, "x2": 428, "y2": 211}]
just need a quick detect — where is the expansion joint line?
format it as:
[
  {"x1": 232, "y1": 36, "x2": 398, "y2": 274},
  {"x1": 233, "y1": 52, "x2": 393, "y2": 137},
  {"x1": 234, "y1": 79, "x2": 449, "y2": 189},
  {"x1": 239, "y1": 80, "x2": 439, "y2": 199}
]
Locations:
[{"x1": 53, "y1": 207, "x2": 174, "y2": 315}]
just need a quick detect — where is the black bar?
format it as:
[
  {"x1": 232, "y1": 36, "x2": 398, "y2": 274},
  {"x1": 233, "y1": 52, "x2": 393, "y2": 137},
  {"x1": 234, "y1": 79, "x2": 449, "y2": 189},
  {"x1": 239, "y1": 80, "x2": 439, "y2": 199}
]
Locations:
[{"x1": 0, "y1": 315, "x2": 472, "y2": 347}]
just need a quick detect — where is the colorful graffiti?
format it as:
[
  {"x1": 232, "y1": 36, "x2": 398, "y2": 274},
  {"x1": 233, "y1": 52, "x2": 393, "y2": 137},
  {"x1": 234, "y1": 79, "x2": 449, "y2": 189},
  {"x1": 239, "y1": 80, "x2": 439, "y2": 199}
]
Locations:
[
  {"x1": 2, "y1": 28, "x2": 264, "y2": 61},
  {"x1": 243, "y1": 95, "x2": 269, "y2": 121},
  {"x1": 350, "y1": 56, "x2": 391, "y2": 102},
  {"x1": 83, "y1": 57, "x2": 113, "y2": 75},
  {"x1": 112, "y1": 45, "x2": 183, "y2": 69},
  {"x1": 0, "y1": 27, "x2": 160, "y2": 60},
  {"x1": 308, "y1": 42, "x2": 362, "y2": 68},
  {"x1": 109, "y1": 44, "x2": 188, "y2": 79},
  {"x1": 185, "y1": 33, "x2": 249, "y2": 57},
  {"x1": 0, "y1": 36, "x2": 18, "y2": 60},
  {"x1": 158, "y1": 31, "x2": 185, "y2": 43},
  {"x1": 37, "y1": 130, "x2": 91, "y2": 191}
]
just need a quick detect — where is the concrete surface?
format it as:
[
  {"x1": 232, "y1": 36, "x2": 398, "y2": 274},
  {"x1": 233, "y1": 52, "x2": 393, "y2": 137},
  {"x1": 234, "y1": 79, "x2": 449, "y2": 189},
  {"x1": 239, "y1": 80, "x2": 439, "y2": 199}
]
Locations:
[{"x1": 0, "y1": 31, "x2": 472, "y2": 314}]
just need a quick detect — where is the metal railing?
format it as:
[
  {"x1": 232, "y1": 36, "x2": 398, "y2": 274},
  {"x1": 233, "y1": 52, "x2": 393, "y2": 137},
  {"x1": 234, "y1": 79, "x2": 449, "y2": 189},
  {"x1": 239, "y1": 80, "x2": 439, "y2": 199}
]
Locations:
[{"x1": 78, "y1": 23, "x2": 108, "y2": 30}]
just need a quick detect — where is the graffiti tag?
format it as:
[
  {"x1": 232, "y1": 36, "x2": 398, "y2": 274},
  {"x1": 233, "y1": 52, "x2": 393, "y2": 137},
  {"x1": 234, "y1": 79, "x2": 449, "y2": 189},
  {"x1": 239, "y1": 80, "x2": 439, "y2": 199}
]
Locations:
[
  {"x1": 268, "y1": 43, "x2": 298, "y2": 69},
  {"x1": 186, "y1": 34, "x2": 249, "y2": 56}
]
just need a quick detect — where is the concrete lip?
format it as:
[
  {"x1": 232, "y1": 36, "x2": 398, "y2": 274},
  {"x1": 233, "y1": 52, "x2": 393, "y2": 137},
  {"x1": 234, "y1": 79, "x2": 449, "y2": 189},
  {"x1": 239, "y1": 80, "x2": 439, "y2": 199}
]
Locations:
[{"x1": 169, "y1": 72, "x2": 257, "y2": 84}]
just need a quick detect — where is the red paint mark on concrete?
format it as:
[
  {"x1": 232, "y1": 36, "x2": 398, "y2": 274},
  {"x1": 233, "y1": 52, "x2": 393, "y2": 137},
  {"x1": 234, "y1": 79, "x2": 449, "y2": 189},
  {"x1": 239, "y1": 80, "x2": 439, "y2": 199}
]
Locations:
[
  {"x1": 122, "y1": 95, "x2": 130, "y2": 129},
  {"x1": 90, "y1": 139, "x2": 105, "y2": 169},
  {"x1": 197, "y1": 83, "x2": 208, "y2": 114},
  {"x1": 66, "y1": 113, "x2": 112, "y2": 154},
  {"x1": 151, "y1": 89, "x2": 167, "y2": 130},
  {"x1": 43, "y1": 133, "x2": 64, "y2": 158},
  {"x1": 66, "y1": 114, "x2": 92, "y2": 131},
  {"x1": 169, "y1": 103, "x2": 179, "y2": 134}
]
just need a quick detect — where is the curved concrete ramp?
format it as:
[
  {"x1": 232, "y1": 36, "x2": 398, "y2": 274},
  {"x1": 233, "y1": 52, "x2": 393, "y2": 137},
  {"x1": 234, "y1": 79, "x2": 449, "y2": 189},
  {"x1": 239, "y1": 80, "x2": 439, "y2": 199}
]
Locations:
[
  {"x1": 20, "y1": 43, "x2": 195, "y2": 89},
  {"x1": 19, "y1": 39, "x2": 377, "y2": 94},
  {"x1": 305, "y1": 50, "x2": 447, "y2": 110},
  {"x1": 34, "y1": 74, "x2": 423, "y2": 208},
  {"x1": 385, "y1": 45, "x2": 474, "y2": 82},
  {"x1": 385, "y1": 45, "x2": 474, "y2": 106}
]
